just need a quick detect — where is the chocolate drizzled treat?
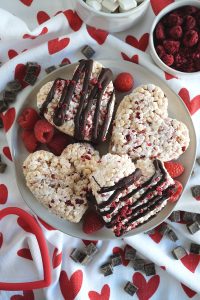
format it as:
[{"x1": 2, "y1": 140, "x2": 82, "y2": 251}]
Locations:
[
  {"x1": 110, "y1": 84, "x2": 190, "y2": 161},
  {"x1": 89, "y1": 153, "x2": 175, "y2": 237},
  {"x1": 37, "y1": 59, "x2": 115, "y2": 143}
]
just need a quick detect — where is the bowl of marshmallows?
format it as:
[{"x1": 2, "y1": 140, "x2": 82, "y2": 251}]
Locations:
[{"x1": 76, "y1": 0, "x2": 150, "y2": 32}]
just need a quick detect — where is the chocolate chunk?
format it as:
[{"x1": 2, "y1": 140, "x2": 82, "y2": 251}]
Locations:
[
  {"x1": 3, "y1": 90, "x2": 17, "y2": 102},
  {"x1": 0, "y1": 101, "x2": 8, "y2": 113},
  {"x1": 23, "y1": 73, "x2": 37, "y2": 85},
  {"x1": 144, "y1": 263, "x2": 156, "y2": 276},
  {"x1": 172, "y1": 246, "x2": 187, "y2": 260},
  {"x1": 169, "y1": 211, "x2": 181, "y2": 222},
  {"x1": 110, "y1": 253, "x2": 122, "y2": 267},
  {"x1": 84, "y1": 243, "x2": 98, "y2": 256},
  {"x1": 159, "y1": 223, "x2": 169, "y2": 235},
  {"x1": 81, "y1": 45, "x2": 95, "y2": 59},
  {"x1": 125, "y1": 247, "x2": 136, "y2": 261},
  {"x1": 191, "y1": 186, "x2": 200, "y2": 199},
  {"x1": 6, "y1": 80, "x2": 22, "y2": 92},
  {"x1": 45, "y1": 65, "x2": 57, "y2": 74},
  {"x1": 194, "y1": 214, "x2": 200, "y2": 224},
  {"x1": 187, "y1": 221, "x2": 200, "y2": 234},
  {"x1": 133, "y1": 259, "x2": 145, "y2": 271},
  {"x1": 196, "y1": 157, "x2": 200, "y2": 166},
  {"x1": 0, "y1": 163, "x2": 7, "y2": 173},
  {"x1": 70, "y1": 249, "x2": 85, "y2": 263},
  {"x1": 100, "y1": 263, "x2": 113, "y2": 276},
  {"x1": 0, "y1": 117, "x2": 3, "y2": 128},
  {"x1": 167, "y1": 229, "x2": 178, "y2": 242},
  {"x1": 80, "y1": 254, "x2": 93, "y2": 265},
  {"x1": 190, "y1": 243, "x2": 200, "y2": 254},
  {"x1": 26, "y1": 62, "x2": 40, "y2": 73},
  {"x1": 124, "y1": 281, "x2": 138, "y2": 296},
  {"x1": 182, "y1": 212, "x2": 195, "y2": 223}
]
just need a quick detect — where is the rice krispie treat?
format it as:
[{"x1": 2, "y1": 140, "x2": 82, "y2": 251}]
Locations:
[
  {"x1": 89, "y1": 153, "x2": 175, "y2": 237},
  {"x1": 23, "y1": 143, "x2": 100, "y2": 223},
  {"x1": 37, "y1": 59, "x2": 115, "y2": 144},
  {"x1": 110, "y1": 84, "x2": 190, "y2": 161}
]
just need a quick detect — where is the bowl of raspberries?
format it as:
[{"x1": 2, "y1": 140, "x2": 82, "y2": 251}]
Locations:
[{"x1": 150, "y1": 0, "x2": 200, "y2": 76}]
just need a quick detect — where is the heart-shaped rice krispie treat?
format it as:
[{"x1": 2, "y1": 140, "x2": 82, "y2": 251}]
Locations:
[
  {"x1": 37, "y1": 59, "x2": 115, "y2": 144},
  {"x1": 89, "y1": 153, "x2": 175, "y2": 237},
  {"x1": 110, "y1": 84, "x2": 190, "y2": 161},
  {"x1": 23, "y1": 143, "x2": 100, "y2": 223}
]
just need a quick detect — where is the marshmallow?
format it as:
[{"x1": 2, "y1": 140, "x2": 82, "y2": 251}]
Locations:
[
  {"x1": 102, "y1": 0, "x2": 119, "y2": 12},
  {"x1": 86, "y1": 0, "x2": 102, "y2": 11},
  {"x1": 118, "y1": 0, "x2": 137, "y2": 11}
]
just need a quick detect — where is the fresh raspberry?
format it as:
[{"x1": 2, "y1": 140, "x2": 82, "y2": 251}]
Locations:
[
  {"x1": 169, "y1": 25, "x2": 183, "y2": 40},
  {"x1": 168, "y1": 180, "x2": 183, "y2": 203},
  {"x1": 155, "y1": 22, "x2": 165, "y2": 40},
  {"x1": 164, "y1": 161, "x2": 185, "y2": 178},
  {"x1": 156, "y1": 45, "x2": 166, "y2": 58},
  {"x1": 162, "y1": 54, "x2": 174, "y2": 66},
  {"x1": 34, "y1": 119, "x2": 54, "y2": 144},
  {"x1": 185, "y1": 15, "x2": 196, "y2": 30},
  {"x1": 183, "y1": 30, "x2": 199, "y2": 47},
  {"x1": 47, "y1": 132, "x2": 73, "y2": 156},
  {"x1": 23, "y1": 131, "x2": 38, "y2": 153},
  {"x1": 82, "y1": 210, "x2": 104, "y2": 234},
  {"x1": 167, "y1": 13, "x2": 183, "y2": 26},
  {"x1": 163, "y1": 40, "x2": 180, "y2": 55},
  {"x1": 18, "y1": 107, "x2": 39, "y2": 129},
  {"x1": 114, "y1": 72, "x2": 134, "y2": 92}
]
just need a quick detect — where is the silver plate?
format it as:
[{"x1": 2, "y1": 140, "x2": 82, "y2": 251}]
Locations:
[{"x1": 11, "y1": 60, "x2": 197, "y2": 239}]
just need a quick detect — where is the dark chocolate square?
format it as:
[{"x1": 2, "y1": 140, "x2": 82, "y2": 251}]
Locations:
[
  {"x1": 191, "y1": 186, "x2": 200, "y2": 199},
  {"x1": 6, "y1": 80, "x2": 22, "y2": 92},
  {"x1": 3, "y1": 90, "x2": 17, "y2": 102},
  {"x1": 169, "y1": 211, "x2": 181, "y2": 223},
  {"x1": 100, "y1": 263, "x2": 113, "y2": 276},
  {"x1": 81, "y1": 45, "x2": 95, "y2": 59},
  {"x1": 144, "y1": 263, "x2": 156, "y2": 276},
  {"x1": 0, "y1": 163, "x2": 7, "y2": 173},
  {"x1": 26, "y1": 62, "x2": 40, "y2": 73},
  {"x1": 133, "y1": 259, "x2": 145, "y2": 271},
  {"x1": 84, "y1": 243, "x2": 98, "y2": 256},
  {"x1": 80, "y1": 254, "x2": 93, "y2": 265},
  {"x1": 45, "y1": 65, "x2": 57, "y2": 74},
  {"x1": 125, "y1": 247, "x2": 136, "y2": 261},
  {"x1": 182, "y1": 212, "x2": 195, "y2": 223},
  {"x1": 190, "y1": 243, "x2": 200, "y2": 254},
  {"x1": 167, "y1": 229, "x2": 178, "y2": 242},
  {"x1": 187, "y1": 221, "x2": 200, "y2": 234},
  {"x1": 70, "y1": 249, "x2": 85, "y2": 263},
  {"x1": 124, "y1": 281, "x2": 138, "y2": 296},
  {"x1": 159, "y1": 223, "x2": 169, "y2": 235},
  {"x1": 23, "y1": 73, "x2": 37, "y2": 85},
  {"x1": 172, "y1": 246, "x2": 187, "y2": 260},
  {"x1": 194, "y1": 214, "x2": 200, "y2": 224},
  {"x1": 110, "y1": 253, "x2": 122, "y2": 267},
  {"x1": 0, "y1": 101, "x2": 8, "y2": 113}
]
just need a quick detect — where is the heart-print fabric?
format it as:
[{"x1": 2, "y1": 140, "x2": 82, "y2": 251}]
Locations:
[
  {"x1": 110, "y1": 84, "x2": 190, "y2": 161},
  {"x1": 23, "y1": 143, "x2": 99, "y2": 223}
]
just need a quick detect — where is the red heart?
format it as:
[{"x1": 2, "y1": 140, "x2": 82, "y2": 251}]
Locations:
[
  {"x1": 150, "y1": 0, "x2": 174, "y2": 15},
  {"x1": 8, "y1": 49, "x2": 18, "y2": 59},
  {"x1": 0, "y1": 207, "x2": 51, "y2": 290},
  {"x1": 164, "y1": 72, "x2": 178, "y2": 80},
  {"x1": 88, "y1": 284, "x2": 110, "y2": 300},
  {"x1": 38, "y1": 217, "x2": 56, "y2": 230},
  {"x1": 160, "y1": 266, "x2": 166, "y2": 270},
  {"x1": 61, "y1": 58, "x2": 71, "y2": 65},
  {"x1": 0, "y1": 184, "x2": 8, "y2": 204},
  {"x1": 23, "y1": 27, "x2": 48, "y2": 39},
  {"x1": 112, "y1": 246, "x2": 130, "y2": 266},
  {"x1": 126, "y1": 33, "x2": 149, "y2": 52},
  {"x1": 37, "y1": 11, "x2": 50, "y2": 25},
  {"x1": 121, "y1": 52, "x2": 139, "y2": 64},
  {"x1": 181, "y1": 254, "x2": 200, "y2": 273},
  {"x1": 19, "y1": 0, "x2": 33, "y2": 7},
  {"x1": 11, "y1": 290, "x2": 34, "y2": 300},
  {"x1": 82, "y1": 240, "x2": 98, "y2": 246},
  {"x1": 63, "y1": 10, "x2": 83, "y2": 32},
  {"x1": 17, "y1": 248, "x2": 33, "y2": 261},
  {"x1": 59, "y1": 270, "x2": 83, "y2": 300},
  {"x1": 87, "y1": 26, "x2": 108, "y2": 45},
  {"x1": 48, "y1": 38, "x2": 70, "y2": 55},
  {"x1": 3, "y1": 146, "x2": 12, "y2": 161},
  {"x1": 148, "y1": 223, "x2": 164, "y2": 244},
  {"x1": 178, "y1": 88, "x2": 200, "y2": 115},
  {"x1": 181, "y1": 283, "x2": 197, "y2": 298},
  {"x1": 0, "y1": 233, "x2": 3, "y2": 248},
  {"x1": 52, "y1": 248, "x2": 62, "y2": 269},
  {"x1": 133, "y1": 272, "x2": 160, "y2": 300},
  {"x1": 1, "y1": 107, "x2": 16, "y2": 133}
]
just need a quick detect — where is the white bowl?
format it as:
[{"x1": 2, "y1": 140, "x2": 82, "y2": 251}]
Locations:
[
  {"x1": 75, "y1": 0, "x2": 150, "y2": 33},
  {"x1": 149, "y1": 0, "x2": 200, "y2": 78}
]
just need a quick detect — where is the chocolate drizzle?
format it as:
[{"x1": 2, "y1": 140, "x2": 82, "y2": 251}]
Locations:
[{"x1": 40, "y1": 59, "x2": 114, "y2": 143}]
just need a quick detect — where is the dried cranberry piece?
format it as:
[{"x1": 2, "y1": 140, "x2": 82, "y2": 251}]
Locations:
[
  {"x1": 183, "y1": 6, "x2": 198, "y2": 15},
  {"x1": 163, "y1": 40, "x2": 180, "y2": 55},
  {"x1": 174, "y1": 53, "x2": 187, "y2": 68},
  {"x1": 167, "y1": 13, "x2": 183, "y2": 26},
  {"x1": 162, "y1": 54, "x2": 174, "y2": 66},
  {"x1": 169, "y1": 25, "x2": 183, "y2": 40},
  {"x1": 156, "y1": 45, "x2": 166, "y2": 58},
  {"x1": 183, "y1": 30, "x2": 199, "y2": 47},
  {"x1": 185, "y1": 15, "x2": 196, "y2": 30},
  {"x1": 155, "y1": 22, "x2": 165, "y2": 40}
]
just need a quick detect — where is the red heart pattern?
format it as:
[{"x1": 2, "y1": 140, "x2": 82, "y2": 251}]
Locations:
[
  {"x1": 181, "y1": 254, "x2": 200, "y2": 273},
  {"x1": 8, "y1": 49, "x2": 19, "y2": 59},
  {"x1": 164, "y1": 72, "x2": 178, "y2": 80},
  {"x1": 88, "y1": 284, "x2": 110, "y2": 300},
  {"x1": 181, "y1": 283, "x2": 197, "y2": 298},
  {"x1": 3, "y1": 146, "x2": 12, "y2": 161},
  {"x1": 59, "y1": 270, "x2": 83, "y2": 300},
  {"x1": 23, "y1": 27, "x2": 48, "y2": 39},
  {"x1": 0, "y1": 184, "x2": 8, "y2": 204},
  {"x1": 38, "y1": 217, "x2": 56, "y2": 230},
  {"x1": 133, "y1": 272, "x2": 160, "y2": 300},
  {"x1": 61, "y1": 58, "x2": 71, "y2": 65},
  {"x1": 37, "y1": 11, "x2": 50, "y2": 25},
  {"x1": 1, "y1": 107, "x2": 16, "y2": 133},
  {"x1": 125, "y1": 33, "x2": 149, "y2": 52},
  {"x1": 0, "y1": 233, "x2": 3, "y2": 248},
  {"x1": 112, "y1": 246, "x2": 130, "y2": 266},
  {"x1": 121, "y1": 52, "x2": 139, "y2": 64},
  {"x1": 87, "y1": 26, "x2": 108, "y2": 45},
  {"x1": 48, "y1": 38, "x2": 70, "y2": 55},
  {"x1": 150, "y1": 0, "x2": 174, "y2": 16},
  {"x1": 52, "y1": 248, "x2": 62, "y2": 269},
  {"x1": 11, "y1": 290, "x2": 34, "y2": 300},
  {"x1": 19, "y1": 0, "x2": 33, "y2": 7},
  {"x1": 17, "y1": 216, "x2": 35, "y2": 234},
  {"x1": 178, "y1": 88, "x2": 200, "y2": 115},
  {"x1": 82, "y1": 240, "x2": 98, "y2": 246},
  {"x1": 148, "y1": 223, "x2": 164, "y2": 244},
  {"x1": 17, "y1": 248, "x2": 33, "y2": 261},
  {"x1": 63, "y1": 10, "x2": 83, "y2": 32}
]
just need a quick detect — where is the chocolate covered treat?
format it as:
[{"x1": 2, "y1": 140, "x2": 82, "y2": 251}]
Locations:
[{"x1": 37, "y1": 59, "x2": 115, "y2": 143}]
